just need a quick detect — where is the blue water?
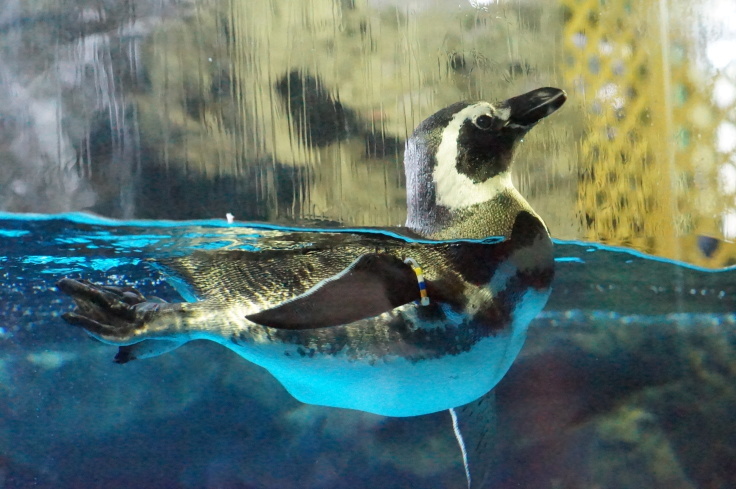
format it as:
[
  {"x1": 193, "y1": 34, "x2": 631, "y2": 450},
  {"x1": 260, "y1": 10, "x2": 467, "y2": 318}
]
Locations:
[{"x1": 1, "y1": 212, "x2": 735, "y2": 489}]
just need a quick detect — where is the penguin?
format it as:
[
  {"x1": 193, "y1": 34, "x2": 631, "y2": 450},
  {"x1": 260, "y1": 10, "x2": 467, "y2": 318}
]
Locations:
[{"x1": 57, "y1": 87, "x2": 566, "y2": 420}]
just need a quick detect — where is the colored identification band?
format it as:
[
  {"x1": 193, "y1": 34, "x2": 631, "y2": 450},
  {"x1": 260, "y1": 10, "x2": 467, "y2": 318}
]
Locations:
[{"x1": 404, "y1": 257, "x2": 430, "y2": 306}]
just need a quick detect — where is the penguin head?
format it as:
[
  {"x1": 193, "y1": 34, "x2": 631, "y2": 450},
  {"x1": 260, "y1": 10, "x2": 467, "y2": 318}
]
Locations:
[{"x1": 404, "y1": 87, "x2": 566, "y2": 235}]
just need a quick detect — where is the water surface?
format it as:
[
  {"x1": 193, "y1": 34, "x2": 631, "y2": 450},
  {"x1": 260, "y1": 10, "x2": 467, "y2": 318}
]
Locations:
[{"x1": 1, "y1": 212, "x2": 735, "y2": 488}]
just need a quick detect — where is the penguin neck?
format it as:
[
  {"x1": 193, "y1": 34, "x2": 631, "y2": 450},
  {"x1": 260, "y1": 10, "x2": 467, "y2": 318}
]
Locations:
[{"x1": 406, "y1": 185, "x2": 539, "y2": 240}]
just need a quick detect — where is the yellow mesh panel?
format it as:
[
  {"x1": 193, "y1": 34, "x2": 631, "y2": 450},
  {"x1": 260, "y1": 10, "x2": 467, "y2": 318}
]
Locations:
[{"x1": 561, "y1": 0, "x2": 736, "y2": 268}]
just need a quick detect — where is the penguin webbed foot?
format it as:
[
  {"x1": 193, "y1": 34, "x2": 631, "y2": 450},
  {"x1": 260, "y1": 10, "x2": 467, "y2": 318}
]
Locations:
[{"x1": 57, "y1": 278, "x2": 149, "y2": 342}]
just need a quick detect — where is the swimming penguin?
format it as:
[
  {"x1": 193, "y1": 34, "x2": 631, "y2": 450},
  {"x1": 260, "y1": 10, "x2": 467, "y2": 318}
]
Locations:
[{"x1": 57, "y1": 87, "x2": 565, "y2": 419}]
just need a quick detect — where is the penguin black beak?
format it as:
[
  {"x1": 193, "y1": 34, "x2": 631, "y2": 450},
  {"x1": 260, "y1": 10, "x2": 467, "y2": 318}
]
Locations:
[{"x1": 502, "y1": 87, "x2": 567, "y2": 128}]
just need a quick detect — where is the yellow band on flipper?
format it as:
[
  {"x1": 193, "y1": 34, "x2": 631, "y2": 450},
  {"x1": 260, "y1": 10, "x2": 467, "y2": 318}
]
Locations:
[{"x1": 404, "y1": 257, "x2": 430, "y2": 306}]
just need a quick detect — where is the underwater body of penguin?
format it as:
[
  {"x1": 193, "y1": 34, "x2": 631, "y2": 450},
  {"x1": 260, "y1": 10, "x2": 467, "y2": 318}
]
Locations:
[{"x1": 58, "y1": 87, "x2": 566, "y2": 488}]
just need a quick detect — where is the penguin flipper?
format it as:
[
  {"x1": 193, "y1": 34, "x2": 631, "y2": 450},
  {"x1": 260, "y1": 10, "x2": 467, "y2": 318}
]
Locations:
[
  {"x1": 450, "y1": 390, "x2": 499, "y2": 489},
  {"x1": 246, "y1": 253, "x2": 421, "y2": 330}
]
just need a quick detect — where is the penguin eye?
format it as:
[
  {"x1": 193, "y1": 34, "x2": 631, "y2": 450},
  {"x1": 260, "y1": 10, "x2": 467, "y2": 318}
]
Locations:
[{"x1": 474, "y1": 115, "x2": 494, "y2": 130}]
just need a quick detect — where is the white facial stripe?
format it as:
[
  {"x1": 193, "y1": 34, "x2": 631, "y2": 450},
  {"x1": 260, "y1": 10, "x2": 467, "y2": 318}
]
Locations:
[{"x1": 433, "y1": 103, "x2": 515, "y2": 211}]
